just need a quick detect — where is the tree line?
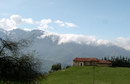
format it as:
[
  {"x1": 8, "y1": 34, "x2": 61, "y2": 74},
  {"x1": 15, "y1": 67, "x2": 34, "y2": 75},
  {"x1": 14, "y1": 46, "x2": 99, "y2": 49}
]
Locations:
[{"x1": 103, "y1": 56, "x2": 130, "y2": 67}]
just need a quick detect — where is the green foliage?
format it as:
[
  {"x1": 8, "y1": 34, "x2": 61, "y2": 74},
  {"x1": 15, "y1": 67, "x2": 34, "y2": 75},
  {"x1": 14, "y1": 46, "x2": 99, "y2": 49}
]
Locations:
[
  {"x1": 103, "y1": 56, "x2": 130, "y2": 67},
  {"x1": 0, "y1": 38, "x2": 42, "y2": 83},
  {"x1": 51, "y1": 63, "x2": 62, "y2": 71},
  {"x1": 65, "y1": 65, "x2": 71, "y2": 69}
]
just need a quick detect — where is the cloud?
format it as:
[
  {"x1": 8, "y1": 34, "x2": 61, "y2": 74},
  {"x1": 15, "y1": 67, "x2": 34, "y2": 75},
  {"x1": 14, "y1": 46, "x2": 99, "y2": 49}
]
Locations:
[
  {"x1": 114, "y1": 37, "x2": 130, "y2": 50},
  {"x1": 22, "y1": 18, "x2": 34, "y2": 24},
  {"x1": 55, "y1": 20, "x2": 77, "y2": 28},
  {"x1": 0, "y1": 14, "x2": 34, "y2": 30},
  {"x1": 10, "y1": 15, "x2": 34, "y2": 25},
  {"x1": 38, "y1": 19, "x2": 52, "y2": 29},
  {"x1": 65, "y1": 22, "x2": 77, "y2": 27},
  {"x1": 39, "y1": 32, "x2": 130, "y2": 50},
  {"x1": 57, "y1": 34, "x2": 97, "y2": 45},
  {"x1": 39, "y1": 32, "x2": 110, "y2": 46},
  {"x1": 10, "y1": 15, "x2": 22, "y2": 25},
  {"x1": 0, "y1": 15, "x2": 77, "y2": 30},
  {"x1": 0, "y1": 18, "x2": 16, "y2": 30}
]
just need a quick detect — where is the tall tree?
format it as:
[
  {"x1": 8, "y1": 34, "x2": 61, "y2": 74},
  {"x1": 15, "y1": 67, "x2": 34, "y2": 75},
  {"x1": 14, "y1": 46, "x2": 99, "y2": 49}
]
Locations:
[{"x1": 0, "y1": 38, "x2": 42, "y2": 83}]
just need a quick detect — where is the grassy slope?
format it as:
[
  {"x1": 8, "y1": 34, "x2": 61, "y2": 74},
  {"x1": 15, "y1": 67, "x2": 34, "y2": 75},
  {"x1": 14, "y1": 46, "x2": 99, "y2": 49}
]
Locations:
[{"x1": 41, "y1": 66, "x2": 130, "y2": 84}]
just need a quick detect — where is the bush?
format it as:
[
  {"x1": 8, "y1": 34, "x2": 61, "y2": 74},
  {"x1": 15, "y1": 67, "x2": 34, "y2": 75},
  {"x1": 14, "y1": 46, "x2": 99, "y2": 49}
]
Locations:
[
  {"x1": 51, "y1": 63, "x2": 62, "y2": 71},
  {"x1": 66, "y1": 65, "x2": 71, "y2": 69},
  {"x1": 0, "y1": 56, "x2": 41, "y2": 82}
]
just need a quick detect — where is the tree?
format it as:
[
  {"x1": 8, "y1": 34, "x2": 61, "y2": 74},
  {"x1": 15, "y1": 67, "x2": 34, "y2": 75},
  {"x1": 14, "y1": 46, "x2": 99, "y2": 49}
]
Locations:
[
  {"x1": 51, "y1": 63, "x2": 62, "y2": 71},
  {"x1": 104, "y1": 56, "x2": 130, "y2": 67},
  {"x1": 65, "y1": 65, "x2": 71, "y2": 69},
  {"x1": 0, "y1": 38, "x2": 42, "y2": 83}
]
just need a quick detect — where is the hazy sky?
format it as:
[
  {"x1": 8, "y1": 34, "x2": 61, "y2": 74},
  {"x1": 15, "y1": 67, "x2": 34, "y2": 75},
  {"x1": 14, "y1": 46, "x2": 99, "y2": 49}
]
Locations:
[{"x1": 0, "y1": 0, "x2": 130, "y2": 40}]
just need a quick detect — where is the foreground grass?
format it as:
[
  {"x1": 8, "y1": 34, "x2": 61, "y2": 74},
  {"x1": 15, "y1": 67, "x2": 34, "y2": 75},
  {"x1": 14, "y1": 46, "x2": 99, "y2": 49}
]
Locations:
[{"x1": 41, "y1": 66, "x2": 130, "y2": 84}]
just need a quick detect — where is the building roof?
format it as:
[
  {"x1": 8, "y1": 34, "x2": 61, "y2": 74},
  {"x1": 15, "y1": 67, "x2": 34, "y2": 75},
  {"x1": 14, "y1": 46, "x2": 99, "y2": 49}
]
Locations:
[
  {"x1": 73, "y1": 57, "x2": 112, "y2": 64},
  {"x1": 98, "y1": 60, "x2": 111, "y2": 64},
  {"x1": 73, "y1": 58, "x2": 98, "y2": 62}
]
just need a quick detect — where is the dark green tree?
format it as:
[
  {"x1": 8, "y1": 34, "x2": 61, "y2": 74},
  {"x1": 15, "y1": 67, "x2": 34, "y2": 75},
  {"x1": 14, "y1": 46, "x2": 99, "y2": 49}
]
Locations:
[
  {"x1": 0, "y1": 38, "x2": 42, "y2": 83},
  {"x1": 51, "y1": 63, "x2": 62, "y2": 71}
]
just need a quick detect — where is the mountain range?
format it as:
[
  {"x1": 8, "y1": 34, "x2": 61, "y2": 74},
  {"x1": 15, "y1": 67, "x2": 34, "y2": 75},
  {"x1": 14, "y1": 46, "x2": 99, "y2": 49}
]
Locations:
[{"x1": 0, "y1": 28, "x2": 130, "y2": 72}]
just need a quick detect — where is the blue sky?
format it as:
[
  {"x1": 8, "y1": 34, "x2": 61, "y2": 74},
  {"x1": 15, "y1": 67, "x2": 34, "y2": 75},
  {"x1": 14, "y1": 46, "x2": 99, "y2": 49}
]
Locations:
[{"x1": 0, "y1": 0, "x2": 130, "y2": 40}]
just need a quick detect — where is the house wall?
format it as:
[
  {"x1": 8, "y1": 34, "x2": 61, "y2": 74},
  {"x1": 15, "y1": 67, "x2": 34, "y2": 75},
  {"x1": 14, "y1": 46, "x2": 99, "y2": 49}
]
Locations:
[
  {"x1": 97, "y1": 63, "x2": 112, "y2": 67},
  {"x1": 73, "y1": 61, "x2": 85, "y2": 66},
  {"x1": 73, "y1": 61, "x2": 112, "y2": 67},
  {"x1": 73, "y1": 61, "x2": 98, "y2": 66},
  {"x1": 84, "y1": 62, "x2": 90, "y2": 65},
  {"x1": 84, "y1": 61, "x2": 97, "y2": 66}
]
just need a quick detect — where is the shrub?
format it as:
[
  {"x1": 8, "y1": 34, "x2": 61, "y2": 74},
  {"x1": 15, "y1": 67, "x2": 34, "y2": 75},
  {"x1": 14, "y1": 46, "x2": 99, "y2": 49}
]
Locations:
[
  {"x1": 66, "y1": 65, "x2": 71, "y2": 69},
  {"x1": 51, "y1": 63, "x2": 62, "y2": 71}
]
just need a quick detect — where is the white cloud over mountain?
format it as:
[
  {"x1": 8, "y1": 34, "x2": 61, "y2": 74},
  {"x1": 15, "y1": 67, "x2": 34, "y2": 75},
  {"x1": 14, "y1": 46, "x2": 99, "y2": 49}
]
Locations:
[
  {"x1": 39, "y1": 32, "x2": 110, "y2": 45},
  {"x1": 0, "y1": 15, "x2": 77, "y2": 30},
  {"x1": 114, "y1": 37, "x2": 130, "y2": 50}
]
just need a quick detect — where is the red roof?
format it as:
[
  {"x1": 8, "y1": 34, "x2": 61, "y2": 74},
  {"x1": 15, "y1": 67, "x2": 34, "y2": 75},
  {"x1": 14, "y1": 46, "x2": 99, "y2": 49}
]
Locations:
[
  {"x1": 98, "y1": 60, "x2": 111, "y2": 64},
  {"x1": 73, "y1": 58, "x2": 112, "y2": 64},
  {"x1": 73, "y1": 58, "x2": 98, "y2": 62}
]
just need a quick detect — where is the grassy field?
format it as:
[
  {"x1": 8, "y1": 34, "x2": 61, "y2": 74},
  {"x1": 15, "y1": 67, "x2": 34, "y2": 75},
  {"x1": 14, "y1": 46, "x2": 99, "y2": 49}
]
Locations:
[{"x1": 41, "y1": 66, "x2": 130, "y2": 84}]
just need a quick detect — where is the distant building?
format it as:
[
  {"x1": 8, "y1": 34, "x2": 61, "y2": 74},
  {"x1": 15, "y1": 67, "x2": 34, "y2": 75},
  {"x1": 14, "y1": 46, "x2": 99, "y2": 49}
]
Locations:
[{"x1": 73, "y1": 58, "x2": 112, "y2": 67}]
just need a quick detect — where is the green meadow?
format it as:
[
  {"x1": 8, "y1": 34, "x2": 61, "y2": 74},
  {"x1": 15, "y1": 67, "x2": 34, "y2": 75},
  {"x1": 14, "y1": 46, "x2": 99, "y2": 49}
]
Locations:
[{"x1": 41, "y1": 66, "x2": 130, "y2": 84}]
